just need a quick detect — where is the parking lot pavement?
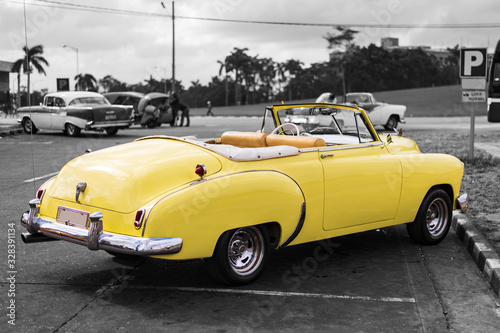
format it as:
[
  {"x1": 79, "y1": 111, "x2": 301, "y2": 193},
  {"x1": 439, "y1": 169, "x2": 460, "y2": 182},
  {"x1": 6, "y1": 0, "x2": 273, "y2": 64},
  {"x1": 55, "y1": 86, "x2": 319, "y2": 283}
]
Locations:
[{"x1": 3, "y1": 216, "x2": 499, "y2": 332}]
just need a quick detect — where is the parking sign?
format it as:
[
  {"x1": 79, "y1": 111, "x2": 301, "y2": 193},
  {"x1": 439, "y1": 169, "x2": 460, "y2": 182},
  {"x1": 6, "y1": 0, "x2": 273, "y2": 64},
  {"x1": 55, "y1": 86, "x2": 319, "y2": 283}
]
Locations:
[{"x1": 460, "y1": 48, "x2": 487, "y2": 78}]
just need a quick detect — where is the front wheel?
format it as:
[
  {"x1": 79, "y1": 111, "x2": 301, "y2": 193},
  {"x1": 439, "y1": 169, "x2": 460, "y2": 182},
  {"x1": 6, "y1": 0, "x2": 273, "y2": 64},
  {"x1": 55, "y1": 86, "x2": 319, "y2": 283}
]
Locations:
[
  {"x1": 65, "y1": 123, "x2": 81, "y2": 137},
  {"x1": 406, "y1": 189, "x2": 452, "y2": 245},
  {"x1": 22, "y1": 118, "x2": 38, "y2": 134},
  {"x1": 384, "y1": 115, "x2": 398, "y2": 130},
  {"x1": 207, "y1": 226, "x2": 270, "y2": 285}
]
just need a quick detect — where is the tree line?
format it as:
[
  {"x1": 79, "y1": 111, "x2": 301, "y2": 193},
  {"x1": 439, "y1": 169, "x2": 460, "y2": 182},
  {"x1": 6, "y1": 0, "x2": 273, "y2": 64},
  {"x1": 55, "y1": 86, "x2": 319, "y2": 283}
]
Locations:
[{"x1": 8, "y1": 27, "x2": 460, "y2": 109}]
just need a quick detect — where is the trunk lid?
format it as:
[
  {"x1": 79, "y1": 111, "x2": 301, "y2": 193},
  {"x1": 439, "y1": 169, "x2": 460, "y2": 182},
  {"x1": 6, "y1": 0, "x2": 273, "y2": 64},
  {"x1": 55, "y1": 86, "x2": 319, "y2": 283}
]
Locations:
[
  {"x1": 48, "y1": 138, "x2": 222, "y2": 213},
  {"x1": 90, "y1": 105, "x2": 132, "y2": 122}
]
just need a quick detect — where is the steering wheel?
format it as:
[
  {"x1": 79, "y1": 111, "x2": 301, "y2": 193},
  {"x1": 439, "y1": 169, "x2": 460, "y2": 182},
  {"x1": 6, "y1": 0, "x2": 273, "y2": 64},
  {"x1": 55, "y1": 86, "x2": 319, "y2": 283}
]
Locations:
[{"x1": 270, "y1": 123, "x2": 300, "y2": 136}]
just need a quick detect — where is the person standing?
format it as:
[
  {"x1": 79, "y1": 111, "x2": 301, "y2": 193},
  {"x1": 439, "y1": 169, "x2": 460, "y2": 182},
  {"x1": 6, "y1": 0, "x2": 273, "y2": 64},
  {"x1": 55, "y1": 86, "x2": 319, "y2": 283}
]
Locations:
[
  {"x1": 179, "y1": 102, "x2": 190, "y2": 127},
  {"x1": 169, "y1": 92, "x2": 180, "y2": 126},
  {"x1": 206, "y1": 100, "x2": 214, "y2": 116},
  {"x1": 315, "y1": 92, "x2": 337, "y2": 104}
]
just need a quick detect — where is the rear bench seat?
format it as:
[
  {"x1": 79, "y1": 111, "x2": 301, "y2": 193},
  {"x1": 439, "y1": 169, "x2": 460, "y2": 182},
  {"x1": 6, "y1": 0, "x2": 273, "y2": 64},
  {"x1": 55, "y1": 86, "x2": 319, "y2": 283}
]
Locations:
[{"x1": 220, "y1": 131, "x2": 326, "y2": 149}]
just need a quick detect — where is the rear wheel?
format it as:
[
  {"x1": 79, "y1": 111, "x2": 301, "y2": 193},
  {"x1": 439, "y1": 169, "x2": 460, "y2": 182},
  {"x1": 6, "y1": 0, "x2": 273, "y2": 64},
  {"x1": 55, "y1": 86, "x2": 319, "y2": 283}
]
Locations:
[
  {"x1": 65, "y1": 123, "x2": 81, "y2": 137},
  {"x1": 406, "y1": 189, "x2": 452, "y2": 245},
  {"x1": 22, "y1": 118, "x2": 38, "y2": 134},
  {"x1": 146, "y1": 119, "x2": 156, "y2": 128},
  {"x1": 384, "y1": 115, "x2": 398, "y2": 130},
  {"x1": 105, "y1": 128, "x2": 119, "y2": 136},
  {"x1": 207, "y1": 226, "x2": 270, "y2": 285}
]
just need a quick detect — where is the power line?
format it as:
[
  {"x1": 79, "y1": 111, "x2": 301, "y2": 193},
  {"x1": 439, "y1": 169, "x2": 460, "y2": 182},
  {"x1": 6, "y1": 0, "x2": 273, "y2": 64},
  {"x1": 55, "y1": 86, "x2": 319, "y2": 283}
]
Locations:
[{"x1": 3, "y1": 0, "x2": 500, "y2": 29}]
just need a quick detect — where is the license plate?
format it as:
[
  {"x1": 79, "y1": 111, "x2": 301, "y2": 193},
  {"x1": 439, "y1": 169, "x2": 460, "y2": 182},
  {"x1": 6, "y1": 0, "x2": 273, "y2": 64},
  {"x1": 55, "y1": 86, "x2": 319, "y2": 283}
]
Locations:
[{"x1": 56, "y1": 206, "x2": 89, "y2": 229}]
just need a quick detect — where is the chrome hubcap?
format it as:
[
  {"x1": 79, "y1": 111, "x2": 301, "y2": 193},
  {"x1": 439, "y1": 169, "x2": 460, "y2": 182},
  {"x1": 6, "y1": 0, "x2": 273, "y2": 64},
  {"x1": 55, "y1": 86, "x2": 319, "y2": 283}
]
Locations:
[
  {"x1": 227, "y1": 227, "x2": 264, "y2": 276},
  {"x1": 426, "y1": 198, "x2": 448, "y2": 238}
]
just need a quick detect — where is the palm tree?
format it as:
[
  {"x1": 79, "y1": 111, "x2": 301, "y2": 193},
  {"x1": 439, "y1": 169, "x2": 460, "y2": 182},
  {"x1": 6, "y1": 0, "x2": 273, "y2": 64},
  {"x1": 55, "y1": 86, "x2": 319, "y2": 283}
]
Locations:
[
  {"x1": 12, "y1": 44, "x2": 49, "y2": 106},
  {"x1": 224, "y1": 47, "x2": 251, "y2": 105},
  {"x1": 75, "y1": 73, "x2": 98, "y2": 91},
  {"x1": 283, "y1": 59, "x2": 303, "y2": 100},
  {"x1": 217, "y1": 59, "x2": 229, "y2": 106}
]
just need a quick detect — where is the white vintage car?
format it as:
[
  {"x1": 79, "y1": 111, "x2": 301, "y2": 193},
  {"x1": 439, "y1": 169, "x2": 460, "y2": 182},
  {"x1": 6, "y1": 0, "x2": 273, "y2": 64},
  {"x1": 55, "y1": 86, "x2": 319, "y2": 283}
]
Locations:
[
  {"x1": 17, "y1": 91, "x2": 134, "y2": 136},
  {"x1": 344, "y1": 92, "x2": 406, "y2": 130}
]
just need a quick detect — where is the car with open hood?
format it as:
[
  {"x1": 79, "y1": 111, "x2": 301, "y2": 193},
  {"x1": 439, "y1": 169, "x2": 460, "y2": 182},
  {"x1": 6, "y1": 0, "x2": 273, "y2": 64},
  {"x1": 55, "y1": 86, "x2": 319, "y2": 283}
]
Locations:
[
  {"x1": 17, "y1": 91, "x2": 133, "y2": 136},
  {"x1": 20, "y1": 102, "x2": 468, "y2": 285}
]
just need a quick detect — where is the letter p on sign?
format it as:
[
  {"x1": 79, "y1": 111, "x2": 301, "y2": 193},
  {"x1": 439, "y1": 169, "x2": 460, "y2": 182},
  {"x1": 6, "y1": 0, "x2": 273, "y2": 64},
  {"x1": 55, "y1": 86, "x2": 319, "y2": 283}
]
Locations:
[{"x1": 460, "y1": 48, "x2": 487, "y2": 78}]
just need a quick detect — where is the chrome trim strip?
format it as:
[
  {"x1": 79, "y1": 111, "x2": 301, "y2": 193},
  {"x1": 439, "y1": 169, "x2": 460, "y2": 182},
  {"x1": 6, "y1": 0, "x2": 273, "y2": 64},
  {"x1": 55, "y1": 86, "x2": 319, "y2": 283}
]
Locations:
[
  {"x1": 318, "y1": 142, "x2": 383, "y2": 152},
  {"x1": 20, "y1": 203, "x2": 182, "y2": 255},
  {"x1": 279, "y1": 202, "x2": 306, "y2": 248}
]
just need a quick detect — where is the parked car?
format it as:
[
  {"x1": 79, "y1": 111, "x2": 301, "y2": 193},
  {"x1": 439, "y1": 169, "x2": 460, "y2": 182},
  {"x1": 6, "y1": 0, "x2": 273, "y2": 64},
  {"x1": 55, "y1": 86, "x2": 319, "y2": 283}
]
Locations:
[
  {"x1": 103, "y1": 91, "x2": 145, "y2": 124},
  {"x1": 20, "y1": 102, "x2": 468, "y2": 285},
  {"x1": 137, "y1": 92, "x2": 176, "y2": 128},
  {"x1": 17, "y1": 91, "x2": 133, "y2": 136},
  {"x1": 342, "y1": 92, "x2": 406, "y2": 130}
]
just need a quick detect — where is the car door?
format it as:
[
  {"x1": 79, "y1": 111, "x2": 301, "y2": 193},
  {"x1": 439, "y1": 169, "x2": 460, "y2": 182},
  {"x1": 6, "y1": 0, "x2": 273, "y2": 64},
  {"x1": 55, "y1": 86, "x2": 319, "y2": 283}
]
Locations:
[
  {"x1": 319, "y1": 114, "x2": 402, "y2": 231},
  {"x1": 32, "y1": 96, "x2": 54, "y2": 129},
  {"x1": 50, "y1": 97, "x2": 67, "y2": 130}
]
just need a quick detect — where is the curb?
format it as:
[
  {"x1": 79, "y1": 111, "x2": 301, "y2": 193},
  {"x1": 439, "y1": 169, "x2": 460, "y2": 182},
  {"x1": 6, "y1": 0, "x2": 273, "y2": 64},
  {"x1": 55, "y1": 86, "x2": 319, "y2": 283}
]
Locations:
[
  {"x1": 453, "y1": 212, "x2": 500, "y2": 297},
  {"x1": 0, "y1": 125, "x2": 22, "y2": 137}
]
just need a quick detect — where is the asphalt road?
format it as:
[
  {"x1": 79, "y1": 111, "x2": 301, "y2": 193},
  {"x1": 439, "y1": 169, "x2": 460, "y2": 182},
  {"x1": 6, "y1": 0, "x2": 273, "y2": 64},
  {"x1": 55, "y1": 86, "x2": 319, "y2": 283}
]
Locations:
[{"x1": 1, "y1": 117, "x2": 500, "y2": 332}]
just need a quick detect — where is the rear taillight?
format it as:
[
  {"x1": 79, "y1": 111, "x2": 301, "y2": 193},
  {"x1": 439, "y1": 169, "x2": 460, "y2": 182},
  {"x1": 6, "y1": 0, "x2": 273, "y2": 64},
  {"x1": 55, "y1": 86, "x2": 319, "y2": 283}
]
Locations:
[
  {"x1": 36, "y1": 189, "x2": 45, "y2": 200},
  {"x1": 134, "y1": 209, "x2": 145, "y2": 229}
]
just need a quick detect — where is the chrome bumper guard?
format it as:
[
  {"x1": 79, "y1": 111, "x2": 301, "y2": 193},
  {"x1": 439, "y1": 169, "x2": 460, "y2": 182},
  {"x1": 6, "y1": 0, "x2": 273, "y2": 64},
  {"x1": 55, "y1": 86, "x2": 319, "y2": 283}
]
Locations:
[
  {"x1": 85, "y1": 120, "x2": 132, "y2": 129},
  {"x1": 20, "y1": 199, "x2": 182, "y2": 255},
  {"x1": 457, "y1": 193, "x2": 469, "y2": 213}
]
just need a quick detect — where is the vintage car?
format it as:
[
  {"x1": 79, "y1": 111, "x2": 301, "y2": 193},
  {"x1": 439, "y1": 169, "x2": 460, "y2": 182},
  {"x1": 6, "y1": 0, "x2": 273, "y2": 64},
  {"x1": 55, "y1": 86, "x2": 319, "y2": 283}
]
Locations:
[
  {"x1": 137, "y1": 92, "x2": 176, "y2": 128},
  {"x1": 343, "y1": 92, "x2": 406, "y2": 130},
  {"x1": 20, "y1": 103, "x2": 468, "y2": 285},
  {"x1": 103, "y1": 91, "x2": 145, "y2": 124},
  {"x1": 17, "y1": 91, "x2": 134, "y2": 136}
]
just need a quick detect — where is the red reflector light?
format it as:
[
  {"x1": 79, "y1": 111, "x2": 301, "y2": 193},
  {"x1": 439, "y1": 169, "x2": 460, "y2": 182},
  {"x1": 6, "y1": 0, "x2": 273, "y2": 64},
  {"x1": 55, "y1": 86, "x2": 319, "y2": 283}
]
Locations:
[
  {"x1": 36, "y1": 189, "x2": 45, "y2": 200},
  {"x1": 195, "y1": 164, "x2": 207, "y2": 178},
  {"x1": 134, "y1": 209, "x2": 145, "y2": 229}
]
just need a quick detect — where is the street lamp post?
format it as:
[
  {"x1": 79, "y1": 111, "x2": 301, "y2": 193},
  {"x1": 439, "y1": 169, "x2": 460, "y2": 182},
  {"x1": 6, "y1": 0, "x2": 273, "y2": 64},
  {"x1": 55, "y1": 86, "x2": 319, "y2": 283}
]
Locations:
[
  {"x1": 63, "y1": 44, "x2": 79, "y2": 89},
  {"x1": 161, "y1": 1, "x2": 175, "y2": 94}
]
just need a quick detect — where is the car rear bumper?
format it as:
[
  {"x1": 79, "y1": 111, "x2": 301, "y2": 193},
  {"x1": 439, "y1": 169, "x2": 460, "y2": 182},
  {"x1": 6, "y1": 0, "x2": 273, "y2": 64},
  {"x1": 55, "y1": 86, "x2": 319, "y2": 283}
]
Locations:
[
  {"x1": 20, "y1": 199, "x2": 182, "y2": 255},
  {"x1": 457, "y1": 193, "x2": 468, "y2": 213},
  {"x1": 86, "y1": 120, "x2": 132, "y2": 129}
]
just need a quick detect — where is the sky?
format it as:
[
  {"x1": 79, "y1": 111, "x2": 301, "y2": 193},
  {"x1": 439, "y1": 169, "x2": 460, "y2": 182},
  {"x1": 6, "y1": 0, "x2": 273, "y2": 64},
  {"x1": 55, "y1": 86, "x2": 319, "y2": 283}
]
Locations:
[{"x1": 1, "y1": 0, "x2": 500, "y2": 93}]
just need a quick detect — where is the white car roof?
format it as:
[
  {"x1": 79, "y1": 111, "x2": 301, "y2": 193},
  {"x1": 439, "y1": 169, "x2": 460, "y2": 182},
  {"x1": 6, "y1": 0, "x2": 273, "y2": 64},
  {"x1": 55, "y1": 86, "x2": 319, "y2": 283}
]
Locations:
[{"x1": 45, "y1": 91, "x2": 104, "y2": 104}]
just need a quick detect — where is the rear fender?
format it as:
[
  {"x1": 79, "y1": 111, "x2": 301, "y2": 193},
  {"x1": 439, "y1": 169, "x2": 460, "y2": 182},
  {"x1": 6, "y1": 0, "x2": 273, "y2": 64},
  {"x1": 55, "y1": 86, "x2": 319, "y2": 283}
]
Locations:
[{"x1": 143, "y1": 170, "x2": 305, "y2": 260}]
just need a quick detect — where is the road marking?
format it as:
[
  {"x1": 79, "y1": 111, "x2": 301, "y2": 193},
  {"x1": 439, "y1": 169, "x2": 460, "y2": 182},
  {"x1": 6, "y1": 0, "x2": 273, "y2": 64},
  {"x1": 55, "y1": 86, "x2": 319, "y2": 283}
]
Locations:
[
  {"x1": 126, "y1": 285, "x2": 415, "y2": 303},
  {"x1": 24, "y1": 172, "x2": 59, "y2": 183},
  {"x1": 3, "y1": 141, "x2": 54, "y2": 144}
]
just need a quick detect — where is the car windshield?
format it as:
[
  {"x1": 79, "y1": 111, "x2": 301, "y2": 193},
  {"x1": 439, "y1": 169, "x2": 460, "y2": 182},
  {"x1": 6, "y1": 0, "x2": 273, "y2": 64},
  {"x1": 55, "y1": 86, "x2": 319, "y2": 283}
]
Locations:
[
  {"x1": 263, "y1": 106, "x2": 377, "y2": 145},
  {"x1": 69, "y1": 96, "x2": 110, "y2": 106},
  {"x1": 346, "y1": 94, "x2": 372, "y2": 104}
]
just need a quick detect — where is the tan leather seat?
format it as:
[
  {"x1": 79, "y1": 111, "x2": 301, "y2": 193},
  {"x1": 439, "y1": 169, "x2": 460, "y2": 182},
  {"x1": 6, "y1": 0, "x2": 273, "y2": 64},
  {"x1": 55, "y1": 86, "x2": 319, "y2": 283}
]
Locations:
[
  {"x1": 266, "y1": 134, "x2": 326, "y2": 148},
  {"x1": 220, "y1": 132, "x2": 268, "y2": 148}
]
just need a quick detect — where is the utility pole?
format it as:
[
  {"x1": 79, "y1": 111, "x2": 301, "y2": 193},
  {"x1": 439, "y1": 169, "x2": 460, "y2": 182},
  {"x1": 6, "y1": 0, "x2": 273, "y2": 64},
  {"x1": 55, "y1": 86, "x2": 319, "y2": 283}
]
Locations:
[{"x1": 161, "y1": 1, "x2": 175, "y2": 94}]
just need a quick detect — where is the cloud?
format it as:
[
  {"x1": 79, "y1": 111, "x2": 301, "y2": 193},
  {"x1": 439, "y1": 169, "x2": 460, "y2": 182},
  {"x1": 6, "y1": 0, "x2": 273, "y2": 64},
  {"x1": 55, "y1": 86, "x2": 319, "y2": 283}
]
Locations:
[{"x1": 2, "y1": 0, "x2": 498, "y2": 93}]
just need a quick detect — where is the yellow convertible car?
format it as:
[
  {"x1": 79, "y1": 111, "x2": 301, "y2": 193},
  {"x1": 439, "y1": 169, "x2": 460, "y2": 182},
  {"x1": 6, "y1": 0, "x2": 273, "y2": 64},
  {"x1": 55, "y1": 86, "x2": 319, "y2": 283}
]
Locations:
[{"x1": 21, "y1": 103, "x2": 468, "y2": 285}]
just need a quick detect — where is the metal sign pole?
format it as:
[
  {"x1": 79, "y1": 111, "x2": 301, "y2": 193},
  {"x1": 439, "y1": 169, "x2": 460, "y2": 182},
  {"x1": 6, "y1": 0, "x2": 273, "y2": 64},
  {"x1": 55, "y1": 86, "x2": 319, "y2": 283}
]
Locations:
[{"x1": 469, "y1": 102, "x2": 475, "y2": 160}]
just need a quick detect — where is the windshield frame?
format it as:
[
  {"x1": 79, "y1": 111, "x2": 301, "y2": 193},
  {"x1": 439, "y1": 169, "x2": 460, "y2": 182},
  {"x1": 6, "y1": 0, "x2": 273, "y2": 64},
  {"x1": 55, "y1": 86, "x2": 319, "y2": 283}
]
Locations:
[{"x1": 261, "y1": 103, "x2": 381, "y2": 146}]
